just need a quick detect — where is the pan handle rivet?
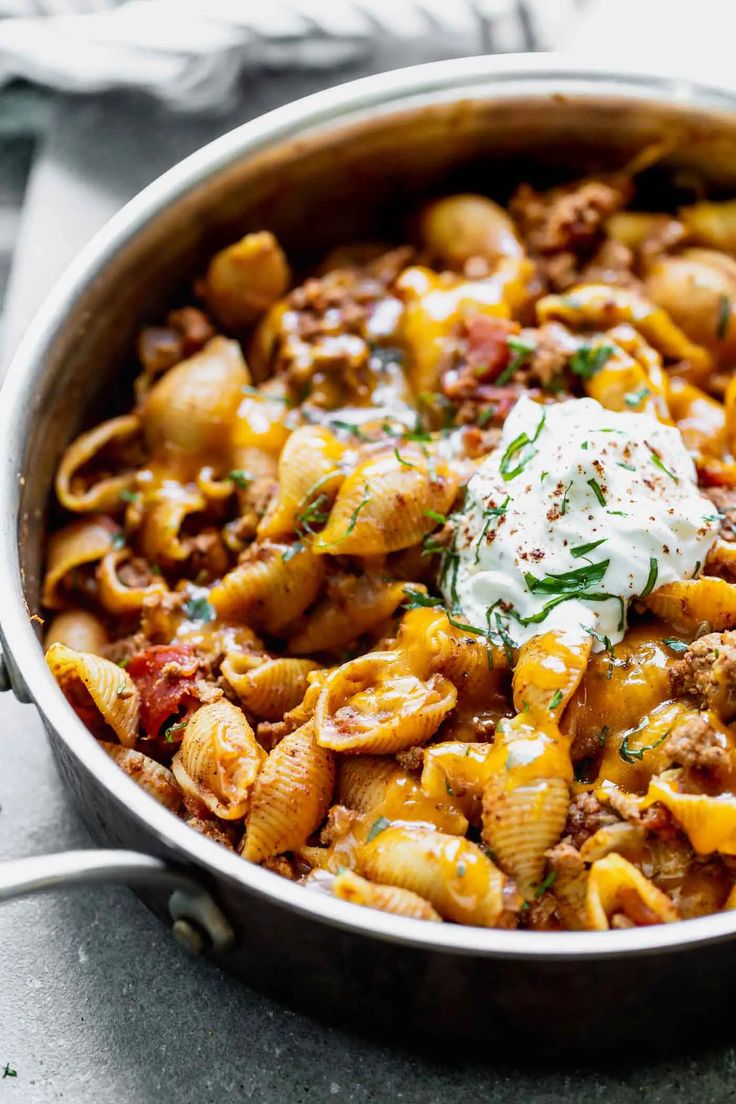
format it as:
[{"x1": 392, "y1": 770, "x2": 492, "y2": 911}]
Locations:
[{"x1": 171, "y1": 917, "x2": 207, "y2": 956}]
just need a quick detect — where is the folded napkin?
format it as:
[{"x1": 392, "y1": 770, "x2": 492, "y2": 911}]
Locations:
[{"x1": 0, "y1": 0, "x2": 531, "y2": 110}]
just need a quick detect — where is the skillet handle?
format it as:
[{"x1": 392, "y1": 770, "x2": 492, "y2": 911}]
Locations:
[{"x1": 0, "y1": 848, "x2": 234, "y2": 953}]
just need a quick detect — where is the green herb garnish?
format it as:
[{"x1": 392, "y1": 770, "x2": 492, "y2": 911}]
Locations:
[
  {"x1": 281, "y1": 541, "x2": 304, "y2": 563},
  {"x1": 549, "y1": 689, "x2": 563, "y2": 711},
  {"x1": 329, "y1": 420, "x2": 370, "y2": 440},
  {"x1": 183, "y1": 595, "x2": 215, "y2": 623},
  {"x1": 478, "y1": 406, "x2": 496, "y2": 427},
  {"x1": 402, "y1": 588, "x2": 443, "y2": 611},
  {"x1": 319, "y1": 485, "x2": 370, "y2": 548},
  {"x1": 163, "y1": 718, "x2": 188, "y2": 743},
  {"x1": 617, "y1": 461, "x2": 636, "y2": 472},
  {"x1": 120, "y1": 488, "x2": 140, "y2": 504},
  {"x1": 571, "y1": 538, "x2": 607, "y2": 559},
  {"x1": 560, "y1": 481, "x2": 573, "y2": 516},
  {"x1": 587, "y1": 478, "x2": 606, "y2": 506},
  {"x1": 366, "y1": 816, "x2": 390, "y2": 843},
  {"x1": 242, "y1": 385, "x2": 292, "y2": 406},
  {"x1": 474, "y1": 496, "x2": 510, "y2": 564},
  {"x1": 111, "y1": 531, "x2": 126, "y2": 550},
  {"x1": 499, "y1": 410, "x2": 546, "y2": 481},
  {"x1": 525, "y1": 559, "x2": 609, "y2": 595},
  {"x1": 497, "y1": 335, "x2": 535, "y2": 385},
  {"x1": 535, "y1": 870, "x2": 557, "y2": 897},
  {"x1": 624, "y1": 386, "x2": 650, "y2": 408},
  {"x1": 650, "y1": 450, "x2": 679, "y2": 483},
  {"x1": 619, "y1": 725, "x2": 670, "y2": 764},
  {"x1": 393, "y1": 447, "x2": 415, "y2": 469},
  {"x1": 664, "y1": 637, "x2": 688, "y2": 653},
  {"x1": 228, "y1": 469, "x2": 254, "y2": 488},
  {"x1": 2, "y1": 1065, "x2": 17, "y2": 1079},
  {"x1": 424, "y1": 509, "x2": 448, "y2": 525},
  {"x1": 569, "y1": 343, "x2": 614, "y2": 380},
  {"x1": 640, "y1": 557, "x2": 659, "y2": 598}
]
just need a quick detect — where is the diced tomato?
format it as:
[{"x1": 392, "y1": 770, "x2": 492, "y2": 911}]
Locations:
[
  {"x1": 464, "y1": 316, "x2": 517, "y2": 381},
  {"x1": 127, "y1": 644, "x2": 200, "y2": 740}
]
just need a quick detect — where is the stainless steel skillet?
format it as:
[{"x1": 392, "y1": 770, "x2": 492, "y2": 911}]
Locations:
[{"x1": 2, "y1": 54, "x2": 736, "y2": 1047}]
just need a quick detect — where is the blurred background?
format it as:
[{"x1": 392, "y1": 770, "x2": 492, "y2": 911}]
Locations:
[{"x1": 2, "y1": 2, "x2": 736, "y2": 1101}]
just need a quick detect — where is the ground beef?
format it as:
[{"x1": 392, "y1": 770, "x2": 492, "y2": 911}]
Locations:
[
  {"x1": 671, "y1": 632, "x2": 736, "y2": 721},
  {"x1": 705, "y1": 486, "x2": 736, "y2": 541},
  {"x1": 579, "y1": 238, "x2": 640, "y2": 290},
  {"x1": 524, "y1": 321, "x2": 576, "y2": 389},
  {"x1": 396, "y1": 747, "x2": 424, "y2": 773},
  {"x1": 185, "y1": 816, "x2": 237, "y2": 850},
  {"x1": 101, "y1": 632, "x2": 151, "y2": 665},
  {"x1": 666, "y1": 712, "x2": 732, "y2": 775},
  {"x1": 509, "y1": 178, "x2": 630, "y2": 255},
  {"x1": 564, "y1": 792, "x2": 619, "y2": 850}
]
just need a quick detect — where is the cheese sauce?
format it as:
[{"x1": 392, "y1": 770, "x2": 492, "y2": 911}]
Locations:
[{"x1": 444, "y1": 395, "x2": 720, "y2": 650}]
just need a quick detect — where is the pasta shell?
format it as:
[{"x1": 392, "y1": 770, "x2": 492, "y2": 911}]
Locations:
[
  {"x1": 232, "y1": 390, "x2": 291, "y2": 456},
  {"x1": 482, "y1": 774, "x2": 569, "y2": 899},
  {"x1": 55, "y1": 414, "x2": 141, "y2": 513},
  {"x1": 332, "y1": 869, "x2": 442, "y2": 922},
  {"x1": 96, "y1": 550, "x2": 168, "y2": 614},
  {"x1": 421, "y1": 742, "x2": 496, "y2": 826},
  {"x1": 395, "y1": 606, "x2": 509, "y2": 689},
  {"x1": 44, "y1": 610, "x2": 108, "y2": 654},
  {"x1": 395, "y1": 259, "x2": 532, "y2": 394},
  {"x1": 586, "y1": 853, "x2": 679, "y2": 930},
  {"x1": 204, "y1": 231, "x2": 290, "y2": 330},
  {"x1": 241, "y1": 721, "x2": 335, "y2": 862},
  {"x1": 287, "y1": 575, "x2": 408, "y2": 655},
  {"x1": 100, "y1": 741, "x2": 181, "y2": 811},
  {"x1": 210, "y1": 540, "x2": 325, "y2": 632},
  {"x1": 546, "y1": 845, "x2": 588, "y2": 931},
  {"x1": 312, "y1": 447, "x2": 457, "y2": 556},
  {"x1": 315, "y1": 652, "x2": 457, "y2": 754},
  {"x1": 646, "y1": 249, "x2": 736, "y2": 359},
  {"x1": 42, "y1": 515, "x2": 118, "y2": 608},
  {"x1": 172, "y1": 699, "x2": 265, "y2": 820},
  {"x1": 257, "y1": 425, "x2": 346, "y2": 540},
  {"x1": 221, "y1": 654, "x2": 318, "y2": 720},
  {"x1": 643, "y1": 578, "x2": 736, "y2": 633},
  {"x1": 142, "y1": 337, "x2": 248, "y2": 460},
  {"x1": 643, "y1": 770, "x2": 736, "y2": 855},
  {"x1": 46, "y1": 642, "x2": 139, "y2": 747},
  {"x1": 139, "y1": 484, "x2": 206, "y2": 565},
  {"x1": 358, "y1": 824, "x2": 509, "y2": 927},
  {"x1": 512, "y1": 631, "x2": 592, "y2": 722},
  {"x1": 419, "y1": 194, "x2": 523, "y2": 268},
  {"x1": 337, "y1": 756, "x2": 468, "y2": 835},
  {"x1": 537, "y1": 283, "x2": 711, "y2": 380}
]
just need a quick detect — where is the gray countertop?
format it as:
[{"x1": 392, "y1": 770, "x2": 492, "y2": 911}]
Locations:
[{"x1": 3, "y1": 44, "x2": 736, "y2": 1104}]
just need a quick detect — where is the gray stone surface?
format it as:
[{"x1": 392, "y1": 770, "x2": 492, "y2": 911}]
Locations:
[{"x1": 3, "y1": 39, "x2": 736, "y2": 1104}]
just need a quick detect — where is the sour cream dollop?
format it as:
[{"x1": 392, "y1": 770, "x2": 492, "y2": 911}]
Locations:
[{"x1": 443, "y1": 395, "x2": 720, "y2": 650}]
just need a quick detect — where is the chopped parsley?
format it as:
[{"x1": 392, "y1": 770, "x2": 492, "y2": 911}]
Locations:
[
  {"x1": 619, "y1": 725, "x2": 670, "y2": 764},
  {"x1": 2, "y1": 1064, "x2": 16, "y2": 1079},
  {"x1": 586, "y1": 478, "x2": 606, "y2": 506},
  {"x1": 497, "y1": 334, "x2": 535, "y2": 386},
  {"x1": 228, "y1": 469, "x2": 254, "y2": 488},
  {"x1": 163, "y1": 718, "x2": 188, "y2": 743},
  {"x1": 424, "y1": 509, "x2": 448, "y2": 526},
  {"x1": 329, "y1": 420, "x2": 370, "y2": 440},
  {"x1": 664, "y1": 637, "x2": 689, "y2": 653},
  {"x1": 183, "y1": 595, "x2": 215, "y2": 623},
  {"x1": 525, "y1": 559, "x2": 609, "y2": 595},
  {"x1": 281, "y1": 541, "x2": 304, "y2": 563},
  {"x1": 474, "y1": 496, "x2": 510, "y2": 564},
  {"x1": 366, "y1": 816, "x2": 390, "y2": 843},
  {"x1": 319, "y1": 485, "x2": 370, "y2": 548},
  {"x1": 569, "y1": 342, "x2": 614, "y2": 380},
  {"x1": 499, "y1": 410, "x2": 546, "y2": 482},
  {"x1": 242, "y1": 385, "x2": 292, "y2": 406},
  {"x1": 571, "y1": 538, "x2": 607, "y2": 559},
  {"x1": 640, "y1": 557, "x2": 659, "y2": 598},
  {"x1": 548, "y1": 689, "x2": 563, "y2": 711},
  {"x1": 624, "y1": 386, "x2": 650, "y2": 408},
  {"x1": 534, "y1": 870, "x2": 557, "y2": 897},
  {"x1": 717, "y1": 294, "x2": 731, "y2": 340},
  {"x1": 650, "y1": 450, "x2": 679, "y2": 483},
  {"x1": 393, "y1": 447, "x2": 415, "y2": 469},
  {"x1": 560, "y1": 481, "x2": 573, "y2": 516}
]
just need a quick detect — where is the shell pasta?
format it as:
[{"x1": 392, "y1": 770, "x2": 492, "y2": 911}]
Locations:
[{"x1": 41, "y1": 176, "x2": 736, "y2": 932}]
